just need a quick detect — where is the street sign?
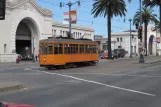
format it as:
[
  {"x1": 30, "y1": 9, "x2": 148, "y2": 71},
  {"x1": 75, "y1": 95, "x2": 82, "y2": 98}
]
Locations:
[{"x1": 138, "y1": 42, "x2": 143, "y2": 48}]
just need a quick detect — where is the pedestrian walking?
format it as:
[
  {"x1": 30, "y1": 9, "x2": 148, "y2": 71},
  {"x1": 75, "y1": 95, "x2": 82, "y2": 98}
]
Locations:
[{"x1": 35, "y1": 55, "x2": 37, "y2": 61}]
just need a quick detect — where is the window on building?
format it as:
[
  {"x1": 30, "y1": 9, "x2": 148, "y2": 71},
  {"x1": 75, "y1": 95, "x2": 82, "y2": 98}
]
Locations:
[
  {"x1": 131, "y1": 46, "x2": 133, "y2": 53},
  {"x1": 120, "y1": 37, "x2": 122, "y2": 42},
  {"x1": 4, "y1": 44, "x2": 7, "y2": 53},
  {"x1": 117, "y1": 38, "x2": 119, "y2": 42},
  {"x1": 54, "y1": 30, "x2": 56, "y2": 35},
  {"x1": 118, "y1": 46, "x2": 122, "y2": 48},
  {"x1": 134, "y1": 46, "x2": 136, "y2": 54},
  {"x1": 63, "y1": 31, "x2": 65, "y2": 36},
  {"x1": 60, "y1": 30, "x2": 62, "y2": 36},
  {"x1": 80, "y1": 33, "x2": 82, "y2": 38},
  {"x1": 52, "y1": 29, "x2": 53, "y2": 36}
]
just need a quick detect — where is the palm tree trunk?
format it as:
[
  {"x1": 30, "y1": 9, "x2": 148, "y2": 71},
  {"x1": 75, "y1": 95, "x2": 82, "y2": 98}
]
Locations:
[
  {"x1": 107, "y1": 11, "x2": 112, "y2": 59},
  {"x1": 144, "y1": 21, "x2": 148, "y2": 56}
]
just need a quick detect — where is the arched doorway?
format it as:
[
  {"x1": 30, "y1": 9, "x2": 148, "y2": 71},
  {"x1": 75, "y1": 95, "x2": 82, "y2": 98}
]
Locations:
[
  {"x1": 149, "y1": 35, "x2": 156, "y2": 55},
  {"x1": 15, "y1": 18, "x2": 39, "y2": 58}
]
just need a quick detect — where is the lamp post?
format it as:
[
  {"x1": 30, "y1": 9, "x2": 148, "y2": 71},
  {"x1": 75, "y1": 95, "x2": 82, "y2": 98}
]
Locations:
[
  {"x1": 60, "y1": 1, "x2": 80, "y2": 35},
  {"x1": 156, "y1": 29, "x2": 158, "y2": 56},
  {"x1": 129, "y1": 19, "x2": 133, "y2": 58},
  {"x1": 33, "y1": 37, "x2": 35, "y2": 62}
]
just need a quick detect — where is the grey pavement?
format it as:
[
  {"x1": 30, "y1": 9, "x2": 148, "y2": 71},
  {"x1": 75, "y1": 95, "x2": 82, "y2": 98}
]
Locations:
[{"x1": 0, "y1": 58, "x2": 161, "y2": 107}]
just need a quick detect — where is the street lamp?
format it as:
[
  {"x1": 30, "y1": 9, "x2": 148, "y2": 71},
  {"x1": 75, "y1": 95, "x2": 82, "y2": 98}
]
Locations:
[
  {"x1": 129, "y1": 19, "x2": 133, "y2": 58},
  {"x1": 60, "y1": 1, "x2": 80, "y2": 36},
  {"x1": 33, "y1": 37, "x2": 35, "y2": 62}
]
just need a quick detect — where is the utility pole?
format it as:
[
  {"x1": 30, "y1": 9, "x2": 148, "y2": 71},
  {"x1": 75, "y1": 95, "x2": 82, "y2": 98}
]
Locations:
[
  {"x1": 128, "y1": 0, "x2": 144, "y2": 63},
  {"x1": 156, "y1": 29, "x2": 158, "y2": 56},
  {"x1": 129, "y1": 19, "x2": 133, "y2": 58},
  {"x1": 60, "y1": 1, "x2": 80, "y2": 36},
  {"x1": 139, "y1": 0, "x2": 145, "y2": 63}
]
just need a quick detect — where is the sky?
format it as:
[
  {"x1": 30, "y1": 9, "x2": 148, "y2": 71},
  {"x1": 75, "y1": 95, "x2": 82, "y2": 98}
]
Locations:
[{"x1": 35, "y1": 0, "x2": 160, "y2": 37}]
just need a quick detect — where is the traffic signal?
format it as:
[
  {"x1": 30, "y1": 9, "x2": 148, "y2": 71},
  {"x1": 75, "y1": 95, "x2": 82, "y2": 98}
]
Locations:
[
  {"x1": 135, "y1": 23, "x2": 139, "y2": 29},
  {"x1": 0, "y1": 0, "x2": 6, "y2": 20},
  {"x1": 67, "y1": 31, "x2": 71, "y2": 38},
  {"x1": 138, "y1": 26, "x2": 142, "y2": 39}
]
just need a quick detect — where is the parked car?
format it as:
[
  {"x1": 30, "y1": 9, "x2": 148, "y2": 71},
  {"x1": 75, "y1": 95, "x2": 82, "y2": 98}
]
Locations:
[
  {"x1": 113, "y1": 48, "x2": 125, "y2": 58},
  {"x1": 101, "y1": 53, "x2": 108, "y2": 59}
]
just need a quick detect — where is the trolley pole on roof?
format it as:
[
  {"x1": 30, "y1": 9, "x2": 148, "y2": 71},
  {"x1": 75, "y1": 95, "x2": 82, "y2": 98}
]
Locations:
[{"x1": 60, "y1": 1, "x2": 80, "y2": 37}]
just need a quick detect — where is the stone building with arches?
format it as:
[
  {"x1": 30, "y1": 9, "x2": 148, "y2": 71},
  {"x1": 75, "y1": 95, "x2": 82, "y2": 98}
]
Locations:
[
  {"x1": 142, "y1": 24, "x2": 161, "y2": 56},
  {"x1": 0, "y1": 0, "x2": 94, "y2": 62}
]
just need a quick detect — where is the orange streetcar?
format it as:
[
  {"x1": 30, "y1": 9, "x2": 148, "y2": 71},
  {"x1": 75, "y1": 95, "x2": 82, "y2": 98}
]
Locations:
[{"x1": 39, "y1": 37, "x2": 99, "y2": 69}]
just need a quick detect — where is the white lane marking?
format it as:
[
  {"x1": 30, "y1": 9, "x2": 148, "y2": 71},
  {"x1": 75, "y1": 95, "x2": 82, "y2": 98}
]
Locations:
[
  {"x1": 0, "y1": 73, "x2": 42, "y2": 75},
  {"x1": 33, "y1": 70, "x2": 155, "y2": 96},
  {"x1": 62, "y1": 73, "x2": 161, "y2": 78}
]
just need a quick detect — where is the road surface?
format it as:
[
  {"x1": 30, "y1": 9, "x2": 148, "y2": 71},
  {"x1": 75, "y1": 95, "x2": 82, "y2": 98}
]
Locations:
[{"x1": 0, "y1": 59, "x2": 161, "y2": 107}]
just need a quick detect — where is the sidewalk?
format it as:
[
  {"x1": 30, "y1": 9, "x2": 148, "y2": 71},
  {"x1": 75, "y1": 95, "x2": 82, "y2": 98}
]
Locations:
[
  {"x1": 0, "y1": 61, "x2": 38, "y2": 67},
  {"x1": 101, "y1": 55, "x2": 161, "y2": 64}
]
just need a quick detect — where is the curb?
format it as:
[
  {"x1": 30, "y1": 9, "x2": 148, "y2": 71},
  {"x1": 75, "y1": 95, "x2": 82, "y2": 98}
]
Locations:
[{"x1": 0, "y1": 84, "x2": 24, "y2": 93}]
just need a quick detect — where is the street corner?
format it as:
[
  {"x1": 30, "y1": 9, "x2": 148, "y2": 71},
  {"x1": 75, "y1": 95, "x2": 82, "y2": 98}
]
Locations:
[{"x1": 0, "y1": 81, "x2": 24, "y2": 93}]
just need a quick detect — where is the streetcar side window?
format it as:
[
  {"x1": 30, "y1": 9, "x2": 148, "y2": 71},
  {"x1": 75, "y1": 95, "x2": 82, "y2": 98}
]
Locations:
[
  {"x1": 48, "y1": 45, "x2": 53, "y2": 54},
  {"x1": 42, "y1": 44, "x2": 47, "y2": 54},
  {"x1": 54, "y1": 44, "x2": 59, "y2": 54},
  {"x1": 64, "y1": 44, "x2": 68, "y2": 54},
  {"x1": 72, "y1": 44, "x2": 75, "y2": 54},
  {"x1": 85, "y1": 45, "x2": 90, "y2": 54},
  {"x1": 76, "y1": 44, "x2": 78, "y2": 54},
  {"x1": 59, "y1": 44, "x2": 63, "y2": 54},
  {"x1": 68, "y1": 44, "x2": 71, "y2": 54},
  {"x1": 80, "y1": 45, "x2": 84, "y2": 54}
]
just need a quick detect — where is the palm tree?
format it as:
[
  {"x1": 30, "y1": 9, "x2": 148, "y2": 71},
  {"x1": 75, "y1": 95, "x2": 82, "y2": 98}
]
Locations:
[
  {"x1": 133, "y1": 7, "x2": 158, "y2": 56},
  {"x1": 91, "y1": 0, "x2": 127, "y2": 59},
  {"x1": 153, "y1": 21, "x2": 160, "y2": 31},
  {"x1": 144, "y1": 0, "x2": 161, "y2": 41}
]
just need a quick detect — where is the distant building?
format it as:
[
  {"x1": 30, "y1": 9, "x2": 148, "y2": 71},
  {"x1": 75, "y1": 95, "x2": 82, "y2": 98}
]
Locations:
[
  {"x1": 94, "y1": 35, "x2": 115, "y2": 51},
  {"x1": 52, "y1": 21, "x2": 94, "y2": 40},
  {"x1": 111, "y1": 31, "x2": 138, "y2": 56},
  {"x1": 95, "y1": 24, "x2": 161, "y2": 56}
]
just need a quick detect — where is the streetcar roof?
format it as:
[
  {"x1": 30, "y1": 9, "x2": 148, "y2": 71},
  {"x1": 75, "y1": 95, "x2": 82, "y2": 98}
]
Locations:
[{"x1": 40, "y1": 38, "x2": 95, "y2": 43}]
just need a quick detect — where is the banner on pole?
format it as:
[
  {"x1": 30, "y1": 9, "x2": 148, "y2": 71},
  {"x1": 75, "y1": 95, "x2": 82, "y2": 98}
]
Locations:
[
  {"x1": 63, "y1": 10, "x2": 77, "y2": 24},
  {"x1": 157, "y1": 37, "x2": 160, "y2": 43}
]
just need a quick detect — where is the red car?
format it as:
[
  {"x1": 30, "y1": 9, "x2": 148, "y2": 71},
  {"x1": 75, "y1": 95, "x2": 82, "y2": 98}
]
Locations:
[
  {"x1": 101, "y1": 53, "x2": 108, "y2": 59},
  {"x1": 0, "y1": 102, "x2": 35, "y2": 107}
]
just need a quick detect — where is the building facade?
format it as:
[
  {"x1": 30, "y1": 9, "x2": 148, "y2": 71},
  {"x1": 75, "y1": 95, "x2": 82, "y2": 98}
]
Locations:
[
  {"x1": 0, "y1": 0, "x2": 94, "y2": 62},
  {"x1": 94, "y1": 35, "x2": 115, "y2": 51},
  {"x1": 111, "y1": 31, "x2": 138, "y2": 56},
  {"x1": 95, "y1": 25, "x2": 161, "y2": 56},
  {"x1": 52, "y1": 21, "x2": 94, "y2": 40}
]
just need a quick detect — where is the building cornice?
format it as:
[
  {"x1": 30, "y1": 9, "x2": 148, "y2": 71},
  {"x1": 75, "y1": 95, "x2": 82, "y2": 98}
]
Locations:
[
  {"x1": 6, "y1": 0, "x2": 53, "y2": 16},
  {"x1": 52, "y1": 21, "x2": 94, "y2": 32}
]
